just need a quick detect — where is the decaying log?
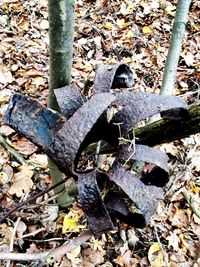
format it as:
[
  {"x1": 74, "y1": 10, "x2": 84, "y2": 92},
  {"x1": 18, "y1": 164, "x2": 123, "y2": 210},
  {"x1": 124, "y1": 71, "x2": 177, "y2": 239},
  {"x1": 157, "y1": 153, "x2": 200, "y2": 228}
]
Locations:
[{"x1": 135, "y1": 102, "x2": 200, "y2": 146}]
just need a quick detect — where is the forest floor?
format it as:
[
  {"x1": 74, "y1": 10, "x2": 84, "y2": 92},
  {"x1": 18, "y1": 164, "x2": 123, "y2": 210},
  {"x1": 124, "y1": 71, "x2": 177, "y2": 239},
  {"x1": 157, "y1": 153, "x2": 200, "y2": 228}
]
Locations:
[{"x1": 0, "y1": 0, "x2": 199, "y2": 266}]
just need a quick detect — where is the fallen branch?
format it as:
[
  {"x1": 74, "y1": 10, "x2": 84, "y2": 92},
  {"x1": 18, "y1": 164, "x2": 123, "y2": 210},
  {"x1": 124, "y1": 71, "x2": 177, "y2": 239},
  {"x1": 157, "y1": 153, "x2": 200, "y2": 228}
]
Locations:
[
  {"x1": 0, "y1": 230, "x2": 92, "y2": 264},
  {"x1": 135, "y1": 102, "x2": 200, "y2": 146}
]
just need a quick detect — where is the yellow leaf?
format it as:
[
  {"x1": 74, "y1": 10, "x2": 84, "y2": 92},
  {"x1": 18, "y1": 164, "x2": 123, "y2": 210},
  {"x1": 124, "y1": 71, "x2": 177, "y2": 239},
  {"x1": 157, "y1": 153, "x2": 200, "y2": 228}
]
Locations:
[
  {"x1": 126, "y1": 30, "x2": 134, "y2": 38},
  {"x1": 104, "y1": 22, "x2": 113, "y2": 29},
  {"x1": 62, "y1": 211, "x2": 80, "y2": 233},
  {"x1": 127, "y1": 3, "x2": 134, "y2": 13},
  {"x1": 142, "y1": 26, "x2": 152, "y2": 35},
  {"x1": 148, "y1": 242, "x2": 165, "y2": 267},
  {"x1": 165, "y1": 5, "x2": 176, "y2": 16},
  {"x1": 191, "y1": 186, "x2": 200, "y2": 193}
]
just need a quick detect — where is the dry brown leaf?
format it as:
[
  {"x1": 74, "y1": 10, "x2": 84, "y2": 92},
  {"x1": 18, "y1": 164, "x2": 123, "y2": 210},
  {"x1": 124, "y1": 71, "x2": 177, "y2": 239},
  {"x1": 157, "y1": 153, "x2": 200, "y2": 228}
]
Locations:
[
  {"x1": 12, "y1": 136, "x2": 38, "y2": 156},
  {"x1": 0, "y1": 125, "x2": 15, "y2": 136},
  {"x1": 28, "y1": 153, "x2": 48, "y2": 168},
  {"x1": 170, "y1": 209, "x2": 188, "y2": 228},
  {"x1": 16, "y1": 220, "x2": 27, "y2": 238},
  {"x1": 166, "y1": 231, "x2": 180, "y2": 251},
  {"x1": 8, "y1": 165, "x2": 34, "y2": 197},
  {"x1": 0, "y1": 164, "x2": 13, "y2": 184}
]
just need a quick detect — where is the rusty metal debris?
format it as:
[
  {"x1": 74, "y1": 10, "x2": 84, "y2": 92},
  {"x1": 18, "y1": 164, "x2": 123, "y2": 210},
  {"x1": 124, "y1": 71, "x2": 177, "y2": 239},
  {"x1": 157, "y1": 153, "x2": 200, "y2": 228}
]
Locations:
[
  {"x1": 117, "y1": 144, "x2": 169, "y2": 186},
  {"x1": 109, "y1": 92, "x2": 188, "y2": 133},
  {"x1": 94, "y1": 63, "x2": 134, "y2": 93},
  {"x1": 4, "y1": 63, "x2": 188, "y2": 236},
  {"x1": 107, "y1": 162, "x2": 164, "y2": 222},
  {"x1": 78, "y1": 171, "x2": 115, "y2": 236},
  {"x1": 54, "y1": 85, "x2": 86, "y2": 119}
]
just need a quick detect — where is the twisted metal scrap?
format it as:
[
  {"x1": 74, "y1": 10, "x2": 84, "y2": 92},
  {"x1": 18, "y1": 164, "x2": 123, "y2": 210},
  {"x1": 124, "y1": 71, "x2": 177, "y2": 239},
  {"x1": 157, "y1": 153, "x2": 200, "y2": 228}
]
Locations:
[{"x1": 4, "y1": 63, "x2": 188, "y2": 236}]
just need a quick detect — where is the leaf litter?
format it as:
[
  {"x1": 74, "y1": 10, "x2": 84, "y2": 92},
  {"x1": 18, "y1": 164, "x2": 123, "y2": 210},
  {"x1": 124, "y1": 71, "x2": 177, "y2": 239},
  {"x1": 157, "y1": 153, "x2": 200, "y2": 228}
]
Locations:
[{"x1": 0, "y1": 0, "x2": 200, "y2": 266}]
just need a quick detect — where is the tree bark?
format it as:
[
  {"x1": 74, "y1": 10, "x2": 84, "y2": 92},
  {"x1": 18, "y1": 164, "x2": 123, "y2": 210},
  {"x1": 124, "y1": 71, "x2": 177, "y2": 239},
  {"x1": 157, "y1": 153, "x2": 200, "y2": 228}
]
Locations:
[
  {"x1": 160, "y1": 0, "x2": 191, "y2": 96},
  {"x1": 48, "y1": 0, "x2": 76, "y2": 207}
]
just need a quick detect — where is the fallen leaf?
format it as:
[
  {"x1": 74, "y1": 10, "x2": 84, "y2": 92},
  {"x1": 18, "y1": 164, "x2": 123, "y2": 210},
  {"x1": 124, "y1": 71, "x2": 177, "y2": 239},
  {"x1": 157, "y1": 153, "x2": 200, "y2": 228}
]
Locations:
[
  {"x1": 28, "y1": 153, "x2": 48, "y2": 168},
  {"x1": 16, "y1": 221, "x2": 27, "y2": 238},
  {"x1": 142, "y1": 25, "x2": 153, "y2": 35},
  {"x1": 62, "y1": 211, "x2": 80, "y2": 233},
  {"x1": 126, "y1": 29, "x2": 134, "y2": 38},
  {"x1": 43, "y1": 205, "x2": 59, "y2": 222},
  {"x1": 31, "y1": 76, "x2": 45, "y2": 87},
  {"x1": 39, "y1": 19, "x2": 49, "y2": 29},
  {"x1": 18, "y1": 18, "x2": 29, "y2": 31},
  {"x1": 0, "y1": 125, "x2": 15, "y2": 136},
  {"x1": 160, "y1": 143, "x2": 179, "y2": 156},
  {"x1": 12, "y1": 136, "x2": 38, "y2": 156},
  {"x1": 170, "y1": 209, "x2": 188, "y2": 228},
  {"x1": 0, "y1": 68, "x2": 13, "y2": 84},
  {"x1": 166, "y1": 232, "x2": 180, "y2": 251},
  {"x1": 104, "y1": 22, "x2": 113, "y2": 29},
  {"x1": 8, "y1": 165, "x2": 34, "y2": 197},
  {"x1": 183, "y1": 53, "x2": 194, "y2": 66},
  {"x1": 0, "y1": 224, "x2": 13, "y2": 244},
  {"x1": 165, "y1": 5, "x2": 176, "y2": 16},
  {"x1": 148, "y1": 242, "x2": 165, "y2": 267},
  {"x1": 0, "y1": 164, "x2": 13, "y2": 184}
]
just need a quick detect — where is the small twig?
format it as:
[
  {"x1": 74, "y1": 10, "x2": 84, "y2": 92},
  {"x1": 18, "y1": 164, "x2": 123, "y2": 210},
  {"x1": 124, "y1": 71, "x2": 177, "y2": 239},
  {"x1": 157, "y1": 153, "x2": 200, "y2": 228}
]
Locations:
[
  {"x1": 0, "y1": 251, "x2": 49, "y2": 262},
  {"x1": 0, "y1": 30, "x2": 15, "y2": 35},
  {"x1": 123, "y1": 129, "x2": 136, "y2": 166},
  {"x1": 23, "y1": 237, "x2": 68, "y2": 243},
  {"x1": 6, "y1": 217, "x2": 21, "y2": 267},
  {"x1": 9, "y1": 217, "x2": 21, "y2": 252},
  {"x1": 0, "y1": 134, "x2": 26, "y2": 165},
  {"x1": 153, "y1": 223, "x2": 170, "y2": 267},
  {"x1": 20, "y1": 227, "x2": 46, "y2": 239},
  {"x1": 182, "y1": 190, "x2": 200, "y2": 219},
  {"x1": 181, "y1": 88, "x2": 200, "y2": 98}
]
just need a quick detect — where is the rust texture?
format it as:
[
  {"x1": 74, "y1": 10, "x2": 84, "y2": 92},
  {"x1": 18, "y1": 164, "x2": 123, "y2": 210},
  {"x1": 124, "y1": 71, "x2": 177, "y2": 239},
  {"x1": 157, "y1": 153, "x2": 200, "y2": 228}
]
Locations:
[
  {"x1": 107, "y1": 162, "x2": 164, "y2": 221},
  {"x1": 54, "y1": 85, "x2": 86, "y2": 119},
  {"x1": 94, "y1": 63, "x2": 134, "y2": 93},
  {"x1": 78, "y1": 172, "x2": 115, "y2": 236}
]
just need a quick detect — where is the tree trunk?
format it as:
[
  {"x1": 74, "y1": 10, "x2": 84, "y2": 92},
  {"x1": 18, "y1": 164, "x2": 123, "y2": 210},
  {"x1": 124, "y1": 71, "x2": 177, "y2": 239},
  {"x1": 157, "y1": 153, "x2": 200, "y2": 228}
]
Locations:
[
  {"x1": 48, "y1": 0, "x2": 76, "y2": 207},
  {"x1": 160, "y1": 0, "x2": 191, "y2": 96}
]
